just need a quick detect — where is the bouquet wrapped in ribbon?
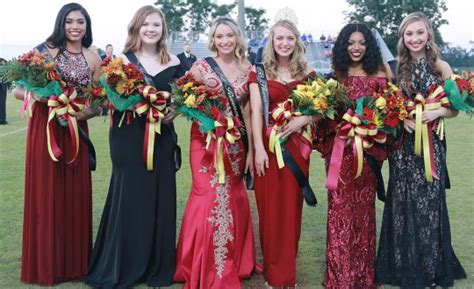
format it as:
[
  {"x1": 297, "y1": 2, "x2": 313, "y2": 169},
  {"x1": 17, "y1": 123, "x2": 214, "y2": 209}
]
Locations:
[
  {"x1": 443, "y1": 74, "x2": 474, "y2": 115},
  {"x1": 267, "y1": 78, "x2": 350, "y2": 169},
  {"x1": 172, "y1": 72, "x2": 241, "y2": 183},
  {"x1": 326, "y1": 82, "x2": 408, "y2": 191},
  {"x1": 291, "y1": 77, "x2": 350, "y2": 119},
  {"x1": 100, "y1": 57, "x2": 144, "y2": 112},
  {"x1": 0, "y1": 49, "x2": 64, "y2": 116},
  {"x1": 406, "y1": 83, "x2": 450, "y2": 182}
]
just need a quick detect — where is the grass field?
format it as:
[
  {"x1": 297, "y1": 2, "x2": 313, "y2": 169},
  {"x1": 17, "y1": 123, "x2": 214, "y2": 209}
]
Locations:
[{"x1": 1, "y1": 93, "x2": 473, "y2": 289}]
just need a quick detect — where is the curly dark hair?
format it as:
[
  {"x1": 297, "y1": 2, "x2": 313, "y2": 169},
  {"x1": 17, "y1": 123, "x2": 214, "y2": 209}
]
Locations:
[{"x1": 332, "y1": 23, "x2": 385, "y2": 80}]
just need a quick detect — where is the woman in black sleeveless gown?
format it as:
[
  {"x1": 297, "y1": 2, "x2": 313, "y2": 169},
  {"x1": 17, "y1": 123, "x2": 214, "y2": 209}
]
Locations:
[
  {"x1": 85, "y1": 6, "x2": 183, "y2": 288},
  {"x1": 376, "y1": 12, "x2": 466, "y2": 289}
]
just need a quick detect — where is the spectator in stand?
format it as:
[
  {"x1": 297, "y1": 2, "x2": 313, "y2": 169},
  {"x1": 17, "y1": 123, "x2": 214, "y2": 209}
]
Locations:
[
  {"x1": 176, "y1": 42, "x2": 197, "y2": 72},
  {"x1": 102, "y1": 43, "x2": 116, "y2": 60}
]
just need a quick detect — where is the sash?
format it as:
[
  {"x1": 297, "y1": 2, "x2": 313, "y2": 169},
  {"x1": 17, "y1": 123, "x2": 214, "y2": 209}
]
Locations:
[
  {"x1": 204, "y1": 57, "x2": 249, "y2": 153},
  {"x1": 255, "y1": 62, "x2": 270, "y2": 127},
  {"x1": 254, "y1": 64, "x2": 316, "y2": 206}
]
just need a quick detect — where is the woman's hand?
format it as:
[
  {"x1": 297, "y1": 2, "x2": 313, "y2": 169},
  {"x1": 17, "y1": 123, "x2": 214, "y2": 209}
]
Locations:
[
  {"x1": 279, "y1": 115, "x2": 312, "y2": 139},
  {"x1": 422, "y1": 107, "x2": 446, "y2": 123},
  {"x1": 163, "y1": 107, "x2": 176, "y2": 123},
  {"x1": 245, "y1": 150, "x2": 254, "y2": 176},
  {"x1": 254, "y1": 147, "x2": 269, "y2": 177},
  {"x1": 404, "y1": 118, "x2": 416, "y2": 133}
]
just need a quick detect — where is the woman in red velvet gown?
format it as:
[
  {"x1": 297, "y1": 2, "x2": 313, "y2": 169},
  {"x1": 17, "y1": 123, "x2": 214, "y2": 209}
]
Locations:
[
  {"x1": 312, "y1": 23, "x2": 393, "y2": 289},
  {"x1": 12, "y1": 3, "x2": 101, "y2": 286},
  {"x1": 174, "y1": 17, "x2": 256, "y2": 289},
  {"x1": 249, "y1": 20, "x2": 316, "y2": 288}
]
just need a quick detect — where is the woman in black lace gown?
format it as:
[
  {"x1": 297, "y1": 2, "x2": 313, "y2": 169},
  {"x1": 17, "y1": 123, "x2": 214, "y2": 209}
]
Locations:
[
  {"x1": 376, "y1": 12, "x2": 466, "y2": 289},
  {"x1": 85, "y1": 6, "x2": 182, "y2": 288}
]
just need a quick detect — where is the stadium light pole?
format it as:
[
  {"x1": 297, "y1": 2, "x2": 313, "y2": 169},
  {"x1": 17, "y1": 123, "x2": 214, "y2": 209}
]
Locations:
[{"x1": 237, "y1": 0, "x2": 245, "y2": 33}]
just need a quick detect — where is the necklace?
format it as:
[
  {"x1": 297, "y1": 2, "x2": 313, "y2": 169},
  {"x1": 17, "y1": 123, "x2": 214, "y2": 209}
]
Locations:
[{"x1": 139, "y1": 53, "x2": 156, "y2": 58}]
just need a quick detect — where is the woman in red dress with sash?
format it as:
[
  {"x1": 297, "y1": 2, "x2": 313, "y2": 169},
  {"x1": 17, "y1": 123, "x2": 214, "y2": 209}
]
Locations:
[
  {"x1": 313, "y1": 23, "x2": 393, "y2": 289},
  {"x1": 249, "y1": 19, "x2": 316, "y2": 288},
  {"x1": 13, "y1": 3, "x2": 101, "y2": 286},
  {"x1": 174, "y1": 17, "x2": 256, "y2": 289}
]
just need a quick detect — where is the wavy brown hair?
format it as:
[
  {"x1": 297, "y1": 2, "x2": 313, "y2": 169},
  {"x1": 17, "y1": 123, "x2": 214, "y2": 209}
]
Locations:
[
  {"x1": 123, "y1": 5, "x2": 170, "y2": 65},
  {"x1": 208, "y1": 17, "x2": 247, "y2": 62},
  {"x1": 262, "y1": 20, "x2": 308, "y2": 80},
  {"x1": 397, "y1": 12, "x2": 442, "y2": 96}
]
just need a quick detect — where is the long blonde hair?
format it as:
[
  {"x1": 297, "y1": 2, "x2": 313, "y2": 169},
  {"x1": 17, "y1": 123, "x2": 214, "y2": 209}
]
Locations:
[
  {"x1": 123, "y1": 5, "x2": 170, "y2": 65},
  {"x1": 397, "y1": 12, "x2": 442, "y2": 96},
  {"x1": 262, "y1": 20, "x2": 308, "y2": 80},
  {"x1": 208, "y1": 17, "x2": 247, "y2": 62}
]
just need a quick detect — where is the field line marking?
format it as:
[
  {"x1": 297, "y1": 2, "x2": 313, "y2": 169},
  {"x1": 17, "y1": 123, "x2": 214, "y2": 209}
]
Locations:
[{"x1": 0, "y1": 127, "x2": 27, "y2": 138}]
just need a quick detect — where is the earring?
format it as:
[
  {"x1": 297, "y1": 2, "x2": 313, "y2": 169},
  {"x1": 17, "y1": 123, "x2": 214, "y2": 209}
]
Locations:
[{"x1": 426, "y1": 44, "x2": 431, "y2": 50}]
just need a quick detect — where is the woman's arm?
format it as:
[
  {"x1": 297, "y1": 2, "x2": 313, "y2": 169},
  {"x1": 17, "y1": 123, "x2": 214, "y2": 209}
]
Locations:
[
  {"x1": 421, "y1": 60, "x2": 458, "y2": 122},
  {"x1": 249, "y1": 80, "x2": 269, "y2": 176},
  {"x1": 242, "y1": 100, "x2": 253, "y2": 175}
]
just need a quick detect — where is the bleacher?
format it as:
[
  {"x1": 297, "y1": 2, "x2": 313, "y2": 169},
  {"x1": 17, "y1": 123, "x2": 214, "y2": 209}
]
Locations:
[{"x1": 169, "y1": 31, "x2": 332, "y2": 74}]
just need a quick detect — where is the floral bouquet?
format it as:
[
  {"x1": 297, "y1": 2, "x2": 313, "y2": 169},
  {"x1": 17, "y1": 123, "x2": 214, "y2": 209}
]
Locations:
[
  {"x1": 100, "y1": 57, "x2": 144, "y2": 111},
  {"x1": 84, "y1": 80, "x2": 107, "y2": 110},
  {"x1": 0, "y1": 49, "x2": 64, "y2": 116},
  {"x1": 172, "y1": 72, "x2": 241, "y2": 183},
  {"x1": 442, "y1": 74, "x2": 474, "y2": 116},
  {"x1": 326, "y1": 82, "x2": 407, "y2": 191},
  {"x1": 291, "y1": 77, "x2": 350, "y2": 119}
]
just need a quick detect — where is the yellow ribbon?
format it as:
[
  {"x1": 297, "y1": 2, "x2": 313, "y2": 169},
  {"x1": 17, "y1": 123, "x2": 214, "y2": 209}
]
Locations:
[
  {"x1": 135, "y1": 86, "x2": 169, "y2": 171},
  {"x1": 407, "y1": 87, "x2": 448, "y2": 182},
  {"x1": 268, "y1": 104, "x2": 293, "y2": 169},
  {"x1": 46, "y1": 89, "x2": 83, "y2": 162},
  {"x1": 206, "y1": 116, "x2": 240, "y2": 184}
]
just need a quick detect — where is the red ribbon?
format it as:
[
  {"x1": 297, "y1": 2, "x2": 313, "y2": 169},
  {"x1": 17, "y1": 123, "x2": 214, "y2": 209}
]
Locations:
[
  {"x1": 326, "y1": 109, "x2": 386, "y2": 191},
  {"x1": 46, "y1": 87, "x2": 84, "y2": 164}
]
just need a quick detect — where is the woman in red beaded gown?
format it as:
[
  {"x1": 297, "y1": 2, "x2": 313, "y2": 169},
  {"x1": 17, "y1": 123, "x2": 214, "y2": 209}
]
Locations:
[
  {"x1": 313, "y1": 23, "x2": 393, "y2": 289},
  {"x1": 174, "y1": 17, "x2": 256, "y2": 289},
  {"x1": 249, "y1": 20, "x2": 316, "y2": 288},
  {"x1": 13, "y1": 3, "x2": 101, "y2": 286}
]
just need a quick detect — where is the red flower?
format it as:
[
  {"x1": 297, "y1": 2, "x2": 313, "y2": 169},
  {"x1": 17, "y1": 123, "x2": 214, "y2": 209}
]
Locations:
[
  {"x1": 210, "y1": 106, "x2": 221, "y2": 120},
  {"x1": 198, "y1": 105, "x2": 205, "y2": 112},
  {"x1": 362, "y1": 108, "x2": 375, "y2": 122},
  {"x1": 107, "y1": 74, "x2": 121, "y2": 86},
  {"x1": 455, "y1": 78, "x2": 471, "y2": 92},
  {"x1": 384, "y1": 111, "x2": 400, "y2": 128},
  {"x1": 91, "y1": 87, "x2": 103, "y2": 98},
  {"x1": 220, "y1": 96, "x2": 229, "y2": 107}
]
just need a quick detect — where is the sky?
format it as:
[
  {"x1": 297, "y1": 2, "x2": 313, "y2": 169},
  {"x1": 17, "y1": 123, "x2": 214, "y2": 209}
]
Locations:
[{"x1": 0, "y1": 0, "x2": 473, "y2": 59}]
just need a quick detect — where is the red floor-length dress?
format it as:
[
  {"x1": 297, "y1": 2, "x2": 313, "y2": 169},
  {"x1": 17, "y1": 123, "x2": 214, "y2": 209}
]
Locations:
[
  {"x1": 174, "y1": 59, "x2": 255, "y2": 289},
  {"x1": 248, "y1": 71, "x2": 315, "y2": 287},
  {"x1": 314, "y1": 76, "x2": 389, "y2": 289},
  {"x1": 21, "y1": 48, "x2": 92, "y2": 286}
]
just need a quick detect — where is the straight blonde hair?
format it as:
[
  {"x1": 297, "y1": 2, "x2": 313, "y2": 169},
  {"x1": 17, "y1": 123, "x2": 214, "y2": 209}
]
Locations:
[{"x1": 262, "y1": 20, "x2": 308, "y2": 80}]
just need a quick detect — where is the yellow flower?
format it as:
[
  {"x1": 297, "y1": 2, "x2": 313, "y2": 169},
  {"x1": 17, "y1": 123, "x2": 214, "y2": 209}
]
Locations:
[
  {"x1": 295, "y1": 84, "x2": 315, "y2": 99},
  {"x1": 102, "y1": 58, "x2": 124, "y2": 76},
  {"x1": 375, "y1": 97, "x2": 386, "y2": 110},
  {"x1": 311, "y1": 81, "x2": 322, "y2": 92},
  {"x1": 373, "y1": 113, "x2": 384, "y2": 128},
  {"x1": 388, "y1": 82, "x2": 399, "y2": 92},
  {"x1": 182, "y1": 81, "x2": 194, "y2": 92},
  {"x1": 326, "y1": 78, "x2": 338, "y2": 89},
  {"x1": 184, "y1": 94, "x2": 196, "y2": 107}
]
